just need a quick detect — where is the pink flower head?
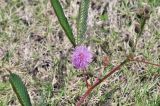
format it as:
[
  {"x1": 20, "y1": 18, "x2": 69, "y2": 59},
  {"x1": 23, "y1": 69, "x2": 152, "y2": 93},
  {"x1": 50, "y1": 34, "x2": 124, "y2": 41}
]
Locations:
[{"x1": 71, "y1": 45, "x2": 92, "y2": 70}]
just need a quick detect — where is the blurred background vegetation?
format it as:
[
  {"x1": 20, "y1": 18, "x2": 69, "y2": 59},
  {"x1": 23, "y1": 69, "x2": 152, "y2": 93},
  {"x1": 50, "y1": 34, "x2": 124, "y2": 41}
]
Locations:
[{"x1": 0, "y1": 0, "x2": 160, "y2": 106}]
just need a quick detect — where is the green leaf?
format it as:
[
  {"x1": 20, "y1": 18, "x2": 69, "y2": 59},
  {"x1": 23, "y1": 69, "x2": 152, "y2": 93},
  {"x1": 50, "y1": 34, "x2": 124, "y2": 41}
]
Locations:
[
  {"x1": 99, "y1": 14, "x2": 108, "y2": 21},
  {"x1": 50, "y1": 0, "x2": 76, "y2": 47},
  {"x1": 9, "y1": 73, "x2": 32, "y2": 106},
  {"x1": 0, "y1": 82, "x2": 10, "y2": 91},
  {"x1": 157, "y1": 68, "x2": 160, "y2": 73},
  {"x1": 148, "y1": 0, "x2": 160, "y2": 7},
  {"x1": 77, "y1": 0, "x2": 90, "y2": 44}
]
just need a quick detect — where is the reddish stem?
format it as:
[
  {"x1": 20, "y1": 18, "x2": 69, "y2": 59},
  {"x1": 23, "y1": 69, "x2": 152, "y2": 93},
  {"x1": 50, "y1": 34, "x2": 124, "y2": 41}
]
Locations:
[
  {"x1": 76, "y1": 59, "x2": 128, "y2": 106},
  {"x1": 76, "y1": 58, "x2": 160, "y2": 106},
  {"x1": 83, "y1": 69, "x2": 91, "y2": 88},
  {"x1": 85, "y1": 78, "x2": 91, "y2": 88},
  {"x1": 129, "y1": 59, "x2": 160, "y2": 67}
]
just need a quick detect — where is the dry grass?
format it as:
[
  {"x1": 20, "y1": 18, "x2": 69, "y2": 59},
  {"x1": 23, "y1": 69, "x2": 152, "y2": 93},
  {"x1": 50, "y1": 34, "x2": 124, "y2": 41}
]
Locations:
[{"x1": 0, "y1": 0, "x2": 160, "y2": 106}]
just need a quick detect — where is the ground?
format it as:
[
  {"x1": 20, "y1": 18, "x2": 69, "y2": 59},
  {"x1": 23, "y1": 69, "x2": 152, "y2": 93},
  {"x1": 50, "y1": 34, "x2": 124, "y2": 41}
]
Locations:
[{"x1": 0, "y1": 0, "x2": 160, "y2": 106}]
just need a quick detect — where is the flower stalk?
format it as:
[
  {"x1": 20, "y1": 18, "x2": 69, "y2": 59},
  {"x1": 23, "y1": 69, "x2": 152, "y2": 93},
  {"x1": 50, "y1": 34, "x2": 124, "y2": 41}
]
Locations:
[
  {"x1": 76, "y1": 59, "x2": 128, "y2": 106},
  {"x1": 76, "y1": 57, "x2": 160, "y2": 106}
]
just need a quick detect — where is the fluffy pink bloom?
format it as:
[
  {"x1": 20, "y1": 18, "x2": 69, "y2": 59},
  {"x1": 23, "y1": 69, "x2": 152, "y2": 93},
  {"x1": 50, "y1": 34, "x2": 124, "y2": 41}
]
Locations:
[{"x1": 71, "y1": 46, "x2": 92, "y2": 70}]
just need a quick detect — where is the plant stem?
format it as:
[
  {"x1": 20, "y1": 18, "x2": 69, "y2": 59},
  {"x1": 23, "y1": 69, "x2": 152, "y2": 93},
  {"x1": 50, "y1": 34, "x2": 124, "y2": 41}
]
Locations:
[
  {"x1": 129, "y1": 58, "x2": 160, "y2": 67},
  {"x1": 76, "y1": 59, "x2": 128, "y2": 106},
  {"x1": 83, "y1": 69, "x2": 91, "y2": 88},
  {"x1": 76, "y1": 56, "x2": 160, "y2": 106},
  {"x1": 133, "y1": 18, "x2": 146, "y2": 52}
]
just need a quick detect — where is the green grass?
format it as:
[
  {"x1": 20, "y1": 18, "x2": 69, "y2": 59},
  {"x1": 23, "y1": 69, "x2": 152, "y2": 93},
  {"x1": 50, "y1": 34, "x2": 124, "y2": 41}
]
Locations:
[{"x1": 0, "y1": 0, "x2": 160, "y2": 106}]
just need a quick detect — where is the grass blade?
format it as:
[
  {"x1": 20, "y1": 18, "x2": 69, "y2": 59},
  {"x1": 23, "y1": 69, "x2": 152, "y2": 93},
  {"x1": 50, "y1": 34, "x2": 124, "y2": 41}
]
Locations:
[
  {"x1": 9, "y1": 73, "x2": 32, "y2": 106},
  {"x1": 77, "y1": 0, "x2": 90, "y2": 44},
  {"x1": 50, "y1": 0, "x2": 76, "y2": 47}
]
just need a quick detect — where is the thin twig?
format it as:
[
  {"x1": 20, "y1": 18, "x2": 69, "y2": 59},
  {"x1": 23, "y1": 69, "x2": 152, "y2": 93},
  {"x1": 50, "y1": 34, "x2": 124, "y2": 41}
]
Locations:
[
  {"x1": 76, "y1": 57, "x2": 160, "y2": 106},
  {"x1": 83, "y1": 69, "x2": 91, "y2": 88},
  {"x1": 129, "y1": 59, "x2": 160, "y2": 67},
  {"x1": 76, "y1": 59, "x2": 128, "y2": 106}
]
